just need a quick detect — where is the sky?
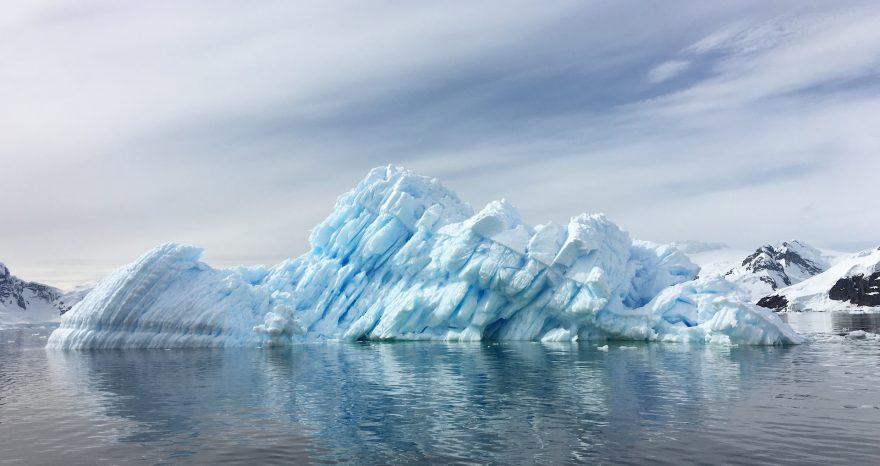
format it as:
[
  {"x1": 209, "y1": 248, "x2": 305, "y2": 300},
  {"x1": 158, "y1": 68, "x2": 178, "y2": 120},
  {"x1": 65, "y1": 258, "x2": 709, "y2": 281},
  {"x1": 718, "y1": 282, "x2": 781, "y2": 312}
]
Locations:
[{"x1": 2, "y1": 0, "x2": 879, "y2": 288}]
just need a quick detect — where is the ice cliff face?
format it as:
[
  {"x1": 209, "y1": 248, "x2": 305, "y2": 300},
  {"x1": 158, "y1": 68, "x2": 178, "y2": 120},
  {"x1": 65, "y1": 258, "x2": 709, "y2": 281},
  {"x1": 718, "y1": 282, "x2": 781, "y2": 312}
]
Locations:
[
  {"x1": 0, "y1": 262, "x2": 84, "y2": 325},
  {"x1": 47, "y1": 166, "x2": 803, "y2": 348}
]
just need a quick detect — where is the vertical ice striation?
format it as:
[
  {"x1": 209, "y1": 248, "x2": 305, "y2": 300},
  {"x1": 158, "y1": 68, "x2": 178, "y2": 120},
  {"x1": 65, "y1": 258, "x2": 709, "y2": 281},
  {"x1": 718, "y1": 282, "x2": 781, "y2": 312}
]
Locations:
[
  {"x1": 47, "y1": 166, "x2": 803, "y2": 349},
  {"x1": 47, "y1": 244, "x2": 274, "y2": 348}
]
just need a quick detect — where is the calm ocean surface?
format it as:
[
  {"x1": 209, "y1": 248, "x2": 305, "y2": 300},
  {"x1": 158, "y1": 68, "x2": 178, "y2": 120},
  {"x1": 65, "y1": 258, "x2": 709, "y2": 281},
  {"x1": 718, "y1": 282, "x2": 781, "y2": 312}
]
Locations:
[{"x1": 1, "y1": 315, "x2": 879, "y2": 465}]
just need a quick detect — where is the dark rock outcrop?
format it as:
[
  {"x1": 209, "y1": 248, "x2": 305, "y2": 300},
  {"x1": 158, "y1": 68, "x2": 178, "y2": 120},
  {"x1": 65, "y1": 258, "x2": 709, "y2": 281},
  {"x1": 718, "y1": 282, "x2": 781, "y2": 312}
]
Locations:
[
  {"x1": 729, "y1": 241, "x2": 827, "y2": 290},
  {"x1": 828, "y1": 272, "x2": 880, "y2": 307},
  {"x1": 0, "y1": 262, "x2": 75, "y2": 316},
  {"x1": 756, "y1": 294, "x2": 789, "y2": 311}
]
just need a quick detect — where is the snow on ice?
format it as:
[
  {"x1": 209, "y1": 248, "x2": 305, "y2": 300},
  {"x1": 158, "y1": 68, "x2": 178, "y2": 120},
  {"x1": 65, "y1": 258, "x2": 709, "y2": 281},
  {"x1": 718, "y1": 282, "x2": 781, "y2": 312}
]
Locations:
[{"x1": 47, "y1": 166, "x2": 803, "y2": 349}]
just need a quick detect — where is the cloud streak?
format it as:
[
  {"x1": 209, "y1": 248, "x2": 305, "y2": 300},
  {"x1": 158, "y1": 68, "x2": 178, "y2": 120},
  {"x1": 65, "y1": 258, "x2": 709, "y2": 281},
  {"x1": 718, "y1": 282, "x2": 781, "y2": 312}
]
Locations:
[
  {"x1": 1, "y1": 0, "x2": 878, "y2": 287},
  {"x1": 647, "y1": 60, "x2": 691, "y2": 84}
]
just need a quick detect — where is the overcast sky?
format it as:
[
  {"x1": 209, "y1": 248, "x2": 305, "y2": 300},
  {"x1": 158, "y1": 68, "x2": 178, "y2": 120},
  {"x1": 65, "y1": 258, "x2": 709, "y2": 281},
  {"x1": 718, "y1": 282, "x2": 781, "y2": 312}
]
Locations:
[{"x1": 2, "y1": 0, "x2": 879, "y2": 288}]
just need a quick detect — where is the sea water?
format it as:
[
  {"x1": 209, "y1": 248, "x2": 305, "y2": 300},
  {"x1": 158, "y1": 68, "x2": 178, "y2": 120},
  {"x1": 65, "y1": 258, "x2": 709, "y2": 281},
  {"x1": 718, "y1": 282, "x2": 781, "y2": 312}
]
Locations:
[{"x1": 1, "y1": 315, "x2": 878, "y2": 465}]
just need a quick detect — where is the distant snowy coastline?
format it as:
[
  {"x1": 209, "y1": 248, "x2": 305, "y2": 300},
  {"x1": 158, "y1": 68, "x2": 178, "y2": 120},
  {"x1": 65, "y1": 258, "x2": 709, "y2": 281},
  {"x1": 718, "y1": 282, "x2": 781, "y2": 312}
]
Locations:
[
  {"x1": 678, "y1": 241, "x2": 880, "y2": 313},
  {"x1": 0, "y1": 263, "x2": 87, "y2": 326}
]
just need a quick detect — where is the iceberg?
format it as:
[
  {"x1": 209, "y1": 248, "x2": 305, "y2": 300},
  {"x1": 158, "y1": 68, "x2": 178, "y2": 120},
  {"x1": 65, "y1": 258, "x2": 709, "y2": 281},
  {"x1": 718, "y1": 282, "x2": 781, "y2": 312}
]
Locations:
[{"x1": 47, "y1": 166, "x2": 803, "y2": 349}]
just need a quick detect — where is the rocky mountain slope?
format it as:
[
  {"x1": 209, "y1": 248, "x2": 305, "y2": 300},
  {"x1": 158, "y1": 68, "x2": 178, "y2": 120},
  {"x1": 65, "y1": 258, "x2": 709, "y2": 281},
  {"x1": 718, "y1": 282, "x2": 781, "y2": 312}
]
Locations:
[
  {"x1": 677, "y1": 240, "x2": 879, "y2": 312},
  {"x1": 0, "y1": 262, "x2": 86, "y2": 324},
  {"x1": 723, "y1": 240, "x2": 837, "y2": 298},
  {"x1": 757, "y1": 247, "x2": 880, "y2": 312},
  {"x1": 677, "y1": 240, "x2": 840, "y2": 301}
]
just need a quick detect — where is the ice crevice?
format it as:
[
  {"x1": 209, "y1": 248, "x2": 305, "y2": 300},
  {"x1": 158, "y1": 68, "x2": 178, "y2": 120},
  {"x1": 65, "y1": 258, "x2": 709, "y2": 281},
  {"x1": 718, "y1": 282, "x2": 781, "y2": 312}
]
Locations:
[{"x1": 47, "y1": 166, "x2": 804, "y2": 349}]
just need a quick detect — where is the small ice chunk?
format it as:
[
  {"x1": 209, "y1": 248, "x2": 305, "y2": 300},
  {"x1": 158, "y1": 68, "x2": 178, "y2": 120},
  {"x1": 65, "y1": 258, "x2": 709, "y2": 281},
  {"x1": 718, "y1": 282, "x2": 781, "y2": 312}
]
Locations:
[{"x1": 845, "y1": 330, "x2": 867, "y2": 339}]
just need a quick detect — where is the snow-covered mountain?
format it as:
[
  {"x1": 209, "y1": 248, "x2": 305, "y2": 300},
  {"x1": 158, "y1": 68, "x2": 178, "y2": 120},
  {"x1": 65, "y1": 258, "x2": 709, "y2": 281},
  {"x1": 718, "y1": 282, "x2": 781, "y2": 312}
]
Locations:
[
  {"x1": 723, "y1": 240, "x2": 843, "y2": 299},
  {"x1": 0, "y1": 262, "x2": 86, "y2": 325},
  {"x1": 47, "y1": 166, "x2": 802, "y2": 349},
  {"x1": 757, "y1": 247, "x2": 880, "y2": 312},
  {"x1": 674, "y1": 240, "x2": 879, "y2": 312},
  {"x1": 676, "y1": 240, "x2": 850, "y2": 303}
]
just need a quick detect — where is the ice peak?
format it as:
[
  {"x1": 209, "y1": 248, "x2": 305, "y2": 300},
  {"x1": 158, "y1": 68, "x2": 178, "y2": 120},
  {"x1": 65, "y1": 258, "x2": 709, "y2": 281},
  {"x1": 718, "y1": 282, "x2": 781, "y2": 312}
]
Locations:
[
  {"x1": 309, "y1": 166, "x2": 474, "y2": 255},
  {"x1": 136, "y1": 242, "x2": 205, "y2": 265},
  {"x1": 356, "y1": 165, "x2": 470, "y2": 218},
  {"x1": 462, "y1": 199, "x2": 528, "y2": 237}
]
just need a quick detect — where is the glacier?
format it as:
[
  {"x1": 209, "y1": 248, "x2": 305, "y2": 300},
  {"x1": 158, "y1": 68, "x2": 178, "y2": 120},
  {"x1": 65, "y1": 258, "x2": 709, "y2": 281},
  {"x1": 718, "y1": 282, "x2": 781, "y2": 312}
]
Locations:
[{"x1": 47, "y1": 166, "x2": 803, "y2": 349}]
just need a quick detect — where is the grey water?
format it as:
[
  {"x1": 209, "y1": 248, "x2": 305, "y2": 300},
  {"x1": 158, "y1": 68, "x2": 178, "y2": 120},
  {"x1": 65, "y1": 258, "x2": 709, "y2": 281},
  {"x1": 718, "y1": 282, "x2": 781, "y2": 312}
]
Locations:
[{"x1": 1, "y1": 315, "x2": 879, "y2": 465}]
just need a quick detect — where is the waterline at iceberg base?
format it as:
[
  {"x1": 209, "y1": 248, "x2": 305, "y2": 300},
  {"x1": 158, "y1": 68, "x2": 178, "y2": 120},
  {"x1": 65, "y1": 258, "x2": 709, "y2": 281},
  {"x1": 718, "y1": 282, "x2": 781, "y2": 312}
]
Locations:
[{"x1": 47, "y1": 166, "x2": 802, "y2": 349}]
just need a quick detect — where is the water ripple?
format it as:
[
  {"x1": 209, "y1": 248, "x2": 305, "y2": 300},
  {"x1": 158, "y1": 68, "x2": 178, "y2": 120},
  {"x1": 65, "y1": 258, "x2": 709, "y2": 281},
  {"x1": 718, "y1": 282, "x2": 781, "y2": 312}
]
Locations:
[{"x1": 1, "y1": 325, "x2": 879, "y2": 464}]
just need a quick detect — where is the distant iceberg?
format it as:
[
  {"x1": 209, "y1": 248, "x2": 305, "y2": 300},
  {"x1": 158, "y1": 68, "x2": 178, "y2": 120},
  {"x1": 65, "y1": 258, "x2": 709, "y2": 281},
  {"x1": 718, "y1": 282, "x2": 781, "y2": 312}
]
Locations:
[{"x1": 47, "y1": 166, "x2": 803, "y2": 349}]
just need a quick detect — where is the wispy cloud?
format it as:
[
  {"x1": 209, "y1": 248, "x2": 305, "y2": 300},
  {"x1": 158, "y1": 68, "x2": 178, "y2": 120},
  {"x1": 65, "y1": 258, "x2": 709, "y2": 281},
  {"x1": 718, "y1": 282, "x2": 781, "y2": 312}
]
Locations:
[
  {"x1": 1, "y1": 0, "x2": 878, "y2": 286},
  {"x1": 646, "y1": 60, "x2": 691, "y2": 83}
]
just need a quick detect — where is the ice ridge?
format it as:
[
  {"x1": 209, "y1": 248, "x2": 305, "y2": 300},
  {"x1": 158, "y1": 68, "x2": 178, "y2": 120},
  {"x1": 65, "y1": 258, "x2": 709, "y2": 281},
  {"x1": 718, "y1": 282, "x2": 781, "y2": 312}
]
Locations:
[{"x1": 47, "y1": 166, "x2": 803, "y2": 348}]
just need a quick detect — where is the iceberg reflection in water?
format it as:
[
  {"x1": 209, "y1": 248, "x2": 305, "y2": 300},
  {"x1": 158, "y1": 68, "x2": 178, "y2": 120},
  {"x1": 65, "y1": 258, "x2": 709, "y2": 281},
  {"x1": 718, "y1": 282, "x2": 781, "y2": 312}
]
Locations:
[
  {"x1": 0, "y1": 325, "x2": 874, "y2": 465},
  {"x1": 781, "y1": 311, "x2": 880, "y2": 335}
]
